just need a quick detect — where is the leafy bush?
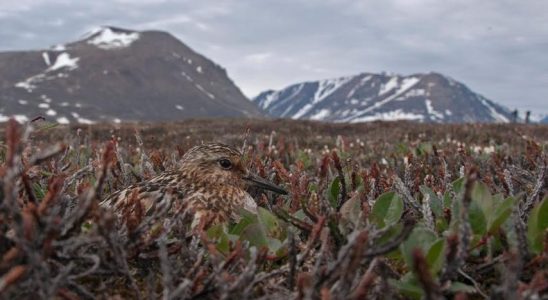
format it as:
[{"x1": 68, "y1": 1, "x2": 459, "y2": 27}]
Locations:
[{"x1": 0, "y1": 119, "x2": 546, "y2": 299}]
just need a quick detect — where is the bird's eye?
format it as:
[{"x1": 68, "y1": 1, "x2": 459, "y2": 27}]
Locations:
[{"x1": 218, "y1": 158, "x2": 232, "y2": 169}]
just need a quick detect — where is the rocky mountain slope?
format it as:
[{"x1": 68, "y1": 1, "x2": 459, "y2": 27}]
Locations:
[
  {"x1": 0, "y1": 26, "x2": 262, "y2": 124},
  {"x1": 253, "y1": 72, "x2": 513, "y2": 123}
]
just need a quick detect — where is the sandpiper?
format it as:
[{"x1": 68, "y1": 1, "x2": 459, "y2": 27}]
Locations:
[{"x1": 102, "y1": 143, "x2": 287, "y2": 226}]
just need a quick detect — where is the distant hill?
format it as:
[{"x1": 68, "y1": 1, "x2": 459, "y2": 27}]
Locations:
[
  {"x1": 0, "y1": 26, "x2": 262, "y2": 124},
  {"x1": 253, "y1": 72, "x2": 513, "y2": 123}
]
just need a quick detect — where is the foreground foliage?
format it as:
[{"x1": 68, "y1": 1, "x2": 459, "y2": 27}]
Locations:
[{"x1": 0, "y1": 119, "x2": 547, "y2": 299}]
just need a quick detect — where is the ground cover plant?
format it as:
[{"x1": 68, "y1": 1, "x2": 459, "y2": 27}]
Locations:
[{"x1": 0, "y1": 118, "x2": 547, "y2": 299}]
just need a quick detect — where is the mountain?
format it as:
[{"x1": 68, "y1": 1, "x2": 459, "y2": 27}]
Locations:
[
  {"x1": 0, "y1": 26, "x2": 262, "y2": 124},
  {"x1": 253, "y1": 72, "x2": 513, "y2": 123}
]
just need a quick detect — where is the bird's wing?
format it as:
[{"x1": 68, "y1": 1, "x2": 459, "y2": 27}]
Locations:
[{"x1": 101, "y1": 172, "x2": 184, "y2": 215}]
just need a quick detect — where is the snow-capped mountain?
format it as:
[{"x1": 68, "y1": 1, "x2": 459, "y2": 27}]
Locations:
[
  {"x1": 253, "y1": 72, "x2": 513, "y2": 123},
  {"x1": 0, "y1": 26, "x2": 262, "y2": 123}
]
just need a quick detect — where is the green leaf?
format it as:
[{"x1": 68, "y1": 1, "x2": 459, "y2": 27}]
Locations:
[
  {"x1": 328, "y1": 177, "x2": 341, "y2": 208},
  {"x1": 396, "y1": 143, "x2": 409, "y2": 154},
  {"x1": 39, "y1": 170, "x2": 55, "y2": 177},
  {"x1": 207, "y1": 224, "x2": 230, "y2": 254},
  {"x1": 266, "y1": 237, "x2": 283, "y2": 253},
  {"x1": 448, "y1": 193, "x2": 463, "y2": 231},
  {"x1": 230, "y1": 208, "x2": 286, "y2": 256},
  {"x1": 370, "y1": 192, "x2": 404, "y2": 228},
  {"x1": 258, "y1": 207, "x2": 278, "y2": 231},
  {"x1": 207, "y1": 223, "x2": 225, "y2": 239},
  {"x1": 425, "y1": 239, "x2": 445, "y2": 274},
  {"x1": 240, "y1": 223, "x2": 268, "y2": 248},
  {"x1": 471, "y1": 182, "x2": 493, "y2": 214},
  {"x1": 537, "y1": 196, "x2": 548, "y2": 231},
  {"x1": 371, "y1": 223, "x2": 404, "y2": 259},
  {"x1": 451, "y1": 177, "x2": 466, "y2": 194},
  {"x1": 469, "y1": 199, "x2": 487, "y2": 235},
  {"x1": 389, "y1": 277, "x2": 423, "y2": 300},
  {"x1": 33, "y1": 183, "x2": 46, "y2": 200},
  {"x1": 435, "y1": 217, "x2": 449, "y2": 233},
  {"x1": 353, "y1": 175, "x2": 364, "y2": 190},
  {"x1": 400, "y1": 226, "x2": 437, "y2": 268},
  {"x1": 528, "y1": 196, "x2": 548, "y2": 254},
  {"x1": 443, "y1": 191, "x2": 453, "y2": 209},
  {"x1": 36, "y1": 121, "x2": 59, "y2": 131},
  {"x1": 229, "y1": 210, "x2": 257, "y2": 235},
  {"x1": 420, "y1": 186, "x2": 442, "y2": 217},
  {"x1": 297, "y1": 150, "x2": 312, "y2": 169},
  {"x1": 257, "y1": 207, "x2": 285, "y2": 240},
  {"x1": 339, "y1": 194, "x2": 362, "y2": 233},
  {"x1": 488, "y1": 196, "x2": 514, "y2": 234},
  {"x1": 292, "y1": 209, "x2": 307, "y2": 221},
  {"x1": 447, "y1": 282, "x2": 477, "y2": 294},
  {"x1": 81, "y1": 221, "x2": 93, "y2": 232},
  {"x1": 415, "y1": 142, "x2": 433, "y2": 156}
]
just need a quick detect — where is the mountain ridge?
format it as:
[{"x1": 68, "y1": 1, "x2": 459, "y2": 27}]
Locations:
[
  {"x1": 0, "y1": 26, "x2": 263, "y2": 123},
  {"x1": 253, "y1": 72, "x2": 513, "y2": 123}
]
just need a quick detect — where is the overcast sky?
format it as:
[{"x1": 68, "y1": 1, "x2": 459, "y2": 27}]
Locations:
[{"x1": 1, "y1": 0, "x2": 546, "y2": 114}]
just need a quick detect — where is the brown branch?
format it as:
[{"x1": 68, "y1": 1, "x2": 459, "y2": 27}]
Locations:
[
  {"x1": 412, "y1": 249, "x2": 442, "y2": 300},
  {"x1": 332, "y1": 150, "x2": 348, "y2": 210},
  {"x1": 0, "y1": 265, "x2": 27, "y2": 293}
]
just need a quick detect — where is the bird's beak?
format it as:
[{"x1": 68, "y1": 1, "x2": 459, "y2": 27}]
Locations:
[{"x1": 243, "y1": 173, "x2": 288, "y2": 195}]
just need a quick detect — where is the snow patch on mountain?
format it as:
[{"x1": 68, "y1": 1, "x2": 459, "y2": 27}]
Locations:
[
  {"x1": 87, "y1": 27, "x2": 140, "y2": 50},
  {"x1": 292, "y1": 77, "x2": 352, "y2": 118},
  {"x1": 310, "y1": 109, "x2": 331, "y2": 120},
  {"x1": 355, "y1": 76, "x2": 420, "y2": 116},
  {"x1": 258, "y1": 91, "x2": 279, "y2": 110},
  {"x1": 425, "y1": 99, "x2": 444, "y2": 119},
  {"x1": 292, "y1": 103, "x2": 314, "y2": 119},
  {"x1": 14, "y1": 52, "x2": 78, "y2": 92},
  {"x1": 181, "y1": 71, "x2": 193, "y2": 82},
  {"x1": 56, "y1": 117, "x2": 70, "y2": 124},
  {"x1": 351, "y1": 110, "x2": 424, "y2": 122},
  {"x1": 347, "y1": 75, "x2": 371, "y2": 98},
  {"x1": 47, "y1": 53, "x2": 79, "y2": 71},
  {"x1": 478, "y1": 97, "x2": 509, "y2": 123},
  {"x1": 50, "y1": 44, "x2": 66, "y2": 51},
  {"x1": 42, "y1": 52, "x2": 51, "y2": 66},
  {"x1": 195, "y1": 84, "x2": 215, "y2": 99},
  {"x1": 76, "y1": 117, "x2": 95, "y2": 124},
  {"x1": 379, "y1": 76, "x2": 399, "y2": 96},
  {"x1": 403, "y1": 88, "x2": 426, "y2": 99},
  {"x1": 314, "y1": 76, "x2": 352, "y2": 104},
  {"x1": 392, "y1": 77, "x2": 421, "y2": 99}
]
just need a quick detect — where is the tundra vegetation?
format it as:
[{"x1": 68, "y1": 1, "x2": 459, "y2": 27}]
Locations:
[{"x1": 0, "y1": 119, "x2": 546, "y2": 299}]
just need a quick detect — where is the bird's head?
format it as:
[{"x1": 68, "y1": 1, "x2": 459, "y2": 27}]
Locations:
[{"x1": 180, "y1": 143, "x2": 287, "y2": 195}]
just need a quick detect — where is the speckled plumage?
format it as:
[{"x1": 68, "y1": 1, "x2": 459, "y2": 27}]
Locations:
[{"x1": 102, "y1": 143, "x2": 286, "y2": 226}]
